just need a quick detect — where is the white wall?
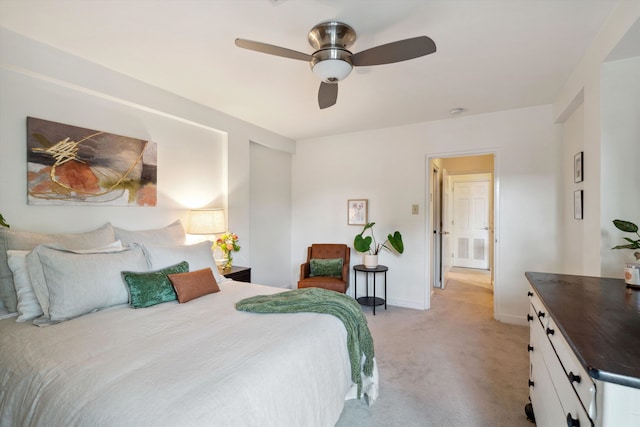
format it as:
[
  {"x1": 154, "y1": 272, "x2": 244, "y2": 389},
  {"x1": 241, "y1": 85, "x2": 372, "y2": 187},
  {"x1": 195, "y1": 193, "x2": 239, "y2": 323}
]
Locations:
[
  {"x1": 0, "y1": 28, "x2": 295, "y2": 271},
  {"x1": 440, "y1": 155, "x2": 494, "y2": 174},
  {"x1": 601, "y1": 56, "x2": 640, "y2": 276},
  {"x1": 250, "y1": 142, "x2": 292, "y2": 287},
  {"x1": 292, "y1": 105, "x2": 562, "y2": 323},
  {"x1": 561, "y1": 102, "x2": 584, "y2": 274},
  {"x1": 553, "y1": 2, "x2": 640, "y2": 277},
  {"x1": 0, "y1": 65, "x2": 225, "y2": 230}
]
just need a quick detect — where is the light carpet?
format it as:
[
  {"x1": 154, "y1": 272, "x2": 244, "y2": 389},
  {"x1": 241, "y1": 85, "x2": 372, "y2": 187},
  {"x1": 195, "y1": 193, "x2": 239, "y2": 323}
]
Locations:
[{"x1": 336, "y1": 271, "x2": 532, "y2": 427}]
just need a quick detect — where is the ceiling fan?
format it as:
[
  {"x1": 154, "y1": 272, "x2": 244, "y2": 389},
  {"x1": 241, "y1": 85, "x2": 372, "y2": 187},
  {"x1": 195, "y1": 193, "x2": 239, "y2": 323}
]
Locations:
[{"x1": 235, "y1": 21, "x2": 436, "y2": 109}]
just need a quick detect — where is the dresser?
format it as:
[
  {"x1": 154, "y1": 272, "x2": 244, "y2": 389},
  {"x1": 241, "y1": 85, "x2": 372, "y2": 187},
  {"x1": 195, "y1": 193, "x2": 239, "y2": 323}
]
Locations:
[{"x1": 525, "y1": 272, "x2": 640, "y2": 427}]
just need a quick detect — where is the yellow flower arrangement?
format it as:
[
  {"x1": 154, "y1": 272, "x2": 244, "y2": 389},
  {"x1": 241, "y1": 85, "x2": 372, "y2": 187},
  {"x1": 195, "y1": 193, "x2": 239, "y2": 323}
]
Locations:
[{"x1": 214, "y1": 232, "x2": 240, "y2": 271}]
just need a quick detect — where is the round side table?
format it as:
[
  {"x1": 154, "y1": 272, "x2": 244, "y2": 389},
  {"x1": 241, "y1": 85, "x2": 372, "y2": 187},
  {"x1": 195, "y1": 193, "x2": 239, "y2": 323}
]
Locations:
[{"x1": 353, "y1": 264, "x2": 388, "y2": 315}]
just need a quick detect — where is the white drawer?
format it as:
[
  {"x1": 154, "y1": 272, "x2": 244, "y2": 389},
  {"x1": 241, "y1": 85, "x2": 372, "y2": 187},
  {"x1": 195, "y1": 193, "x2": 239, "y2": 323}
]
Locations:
[
  {"x1": 529, "y1": 343, "x2": 566, "y2": 427},
  {"x1": 528, "y1": 286, "x2": 549, "y2": 329},
  {"x1": 546, "y1": 315, "x2": 597, "y2": 420},
  {"x1": 530, "y1": 315, "x2": 592, "y2": 426}
]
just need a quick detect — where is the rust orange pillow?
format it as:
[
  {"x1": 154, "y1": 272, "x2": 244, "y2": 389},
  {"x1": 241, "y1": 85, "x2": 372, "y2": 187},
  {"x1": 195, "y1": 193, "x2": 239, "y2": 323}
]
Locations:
[{"x1": 168, "y1": 267, "x2": 220, "y2": 303}]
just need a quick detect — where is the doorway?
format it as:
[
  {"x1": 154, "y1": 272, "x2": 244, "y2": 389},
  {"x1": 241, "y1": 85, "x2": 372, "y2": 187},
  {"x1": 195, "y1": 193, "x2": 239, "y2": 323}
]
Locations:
[{"x1": 428, "y1": 154, "x2": 495, "y2": 299}]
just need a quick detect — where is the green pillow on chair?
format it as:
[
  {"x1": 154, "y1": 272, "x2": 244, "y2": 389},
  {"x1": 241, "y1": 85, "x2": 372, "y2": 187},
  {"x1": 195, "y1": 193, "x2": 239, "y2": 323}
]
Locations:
[{"x1": 309, "y1": 258, "x2": 343, "y2": 278}]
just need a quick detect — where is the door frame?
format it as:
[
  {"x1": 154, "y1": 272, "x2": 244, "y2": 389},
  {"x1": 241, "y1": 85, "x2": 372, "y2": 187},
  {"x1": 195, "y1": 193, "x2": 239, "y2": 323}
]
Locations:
[
  {"x1": 425, "y1": 150, "x2": 500, "y2": 317},
  {"x1": 429, "y1": 163, "x2": 442, "y2": 290}
]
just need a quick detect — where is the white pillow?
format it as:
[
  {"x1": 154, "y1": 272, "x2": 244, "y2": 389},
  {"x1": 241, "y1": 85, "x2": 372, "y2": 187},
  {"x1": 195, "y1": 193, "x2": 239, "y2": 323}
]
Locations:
[
  {"x1": 28, "y1": 243, "x2": 148, "y2": 325},
  {"x1": 114, "y1": 220, "x2": 185, "y2": 246},
  {"x1": 0, "y1": 223, "x2": 117, "y2": 313},
  {"x1": 142, "y1": 240, "x2": 229, "y2": 284},
  {"x1": 9, "y1": 241, "x2": 124, "y2": 322},
  {"x1": 7, "y1": 250, "x2": 42, "y2": 322}
]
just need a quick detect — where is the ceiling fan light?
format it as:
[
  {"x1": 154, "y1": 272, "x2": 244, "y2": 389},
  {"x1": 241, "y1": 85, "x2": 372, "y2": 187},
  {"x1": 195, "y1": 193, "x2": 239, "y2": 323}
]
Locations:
[{"x1": 312, "y1": 59, "x2": 352, "y2": 83}]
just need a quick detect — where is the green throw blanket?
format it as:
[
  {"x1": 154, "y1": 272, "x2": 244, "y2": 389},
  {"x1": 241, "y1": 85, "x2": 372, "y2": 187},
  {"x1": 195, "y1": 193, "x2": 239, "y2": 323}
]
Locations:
[{"x1": 235, "y1": 287, "x2": 374, "y2": 398}]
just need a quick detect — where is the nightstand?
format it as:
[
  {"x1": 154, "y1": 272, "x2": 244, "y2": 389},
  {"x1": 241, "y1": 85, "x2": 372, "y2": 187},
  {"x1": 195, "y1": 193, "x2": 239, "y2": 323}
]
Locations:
[
  {"x1": 353, "y1": 264, "x2": 388, "y2": 315},
  {"x1": 222, "y1": 266, "x2": 251, "y2": 283}
]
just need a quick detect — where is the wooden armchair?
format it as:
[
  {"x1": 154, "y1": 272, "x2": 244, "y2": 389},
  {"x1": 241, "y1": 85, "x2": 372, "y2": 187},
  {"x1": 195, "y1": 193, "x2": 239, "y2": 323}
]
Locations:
[{"x1": 298, "y1": 244, "x2": 350, "y2": 293}]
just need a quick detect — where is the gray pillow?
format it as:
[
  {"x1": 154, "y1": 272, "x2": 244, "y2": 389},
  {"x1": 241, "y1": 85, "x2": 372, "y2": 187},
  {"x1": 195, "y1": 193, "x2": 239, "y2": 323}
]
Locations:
[
  {"x1": 142, "y1": 240, "x2": 228, "y2": 284},
  {"x1": 28, "y1": 243, "x2": 149, "y2": 325},
  {"x1": 0, "y1": 223, "x2": 117, "y2": 313},
  {"x1": 114, "y1": 220, "x2": 185, "y2": 246}
]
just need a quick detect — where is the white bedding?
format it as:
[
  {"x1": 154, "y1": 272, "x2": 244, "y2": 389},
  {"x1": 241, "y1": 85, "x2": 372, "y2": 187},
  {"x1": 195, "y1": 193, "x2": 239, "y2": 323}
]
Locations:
[{"x1": 0, "y1": 281, "x2": 373, "y2": 427}]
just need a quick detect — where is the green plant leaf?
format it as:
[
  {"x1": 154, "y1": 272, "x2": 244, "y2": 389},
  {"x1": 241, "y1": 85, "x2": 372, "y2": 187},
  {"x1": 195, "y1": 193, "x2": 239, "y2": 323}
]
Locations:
[
  {"x1": 354, "y1": 234, "x2": 372, "y2": 253},
  {"x1": 613, "y1": 243, "x2": 640, "y2": 250},
  {"x1": 387, "y1": 231, "x2": 404, "y2": 254},
  {"x1": 613, "y1": 219, "x2": 638, "y2": 233},
  {"x1": 0, "y1": 214, "x2": 9, "y2": 228}
]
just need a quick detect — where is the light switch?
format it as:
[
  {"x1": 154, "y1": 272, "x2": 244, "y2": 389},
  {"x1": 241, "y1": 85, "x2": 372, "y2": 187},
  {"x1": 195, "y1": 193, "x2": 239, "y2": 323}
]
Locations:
[{"x1": 412, "y1": 204, "x2": 419, "y2": 214}]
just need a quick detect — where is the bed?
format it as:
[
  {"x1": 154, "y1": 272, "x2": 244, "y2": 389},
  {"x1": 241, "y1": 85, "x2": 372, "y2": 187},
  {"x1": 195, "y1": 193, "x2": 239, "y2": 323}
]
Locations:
[{"x1": 0, "y1": 222, "x2": 378, "y2": 427}]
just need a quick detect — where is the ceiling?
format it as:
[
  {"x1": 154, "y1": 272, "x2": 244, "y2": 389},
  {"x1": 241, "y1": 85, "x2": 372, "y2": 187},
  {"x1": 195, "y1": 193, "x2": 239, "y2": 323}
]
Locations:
[{"x1": 0, "y1": 0, "x2": 624, "y2": 140}]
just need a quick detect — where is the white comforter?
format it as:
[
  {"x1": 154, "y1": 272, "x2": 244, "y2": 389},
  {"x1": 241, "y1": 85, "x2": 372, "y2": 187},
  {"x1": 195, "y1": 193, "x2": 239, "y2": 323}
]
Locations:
[{"x1": 0, "y1": 281, "x2": 369, "y2": 427}]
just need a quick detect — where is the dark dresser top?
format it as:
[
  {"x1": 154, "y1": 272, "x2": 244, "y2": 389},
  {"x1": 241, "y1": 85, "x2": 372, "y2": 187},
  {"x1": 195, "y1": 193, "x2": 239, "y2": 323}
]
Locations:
[{"x1": 525, "y1": 272, "x2": 640, "y2": 389}]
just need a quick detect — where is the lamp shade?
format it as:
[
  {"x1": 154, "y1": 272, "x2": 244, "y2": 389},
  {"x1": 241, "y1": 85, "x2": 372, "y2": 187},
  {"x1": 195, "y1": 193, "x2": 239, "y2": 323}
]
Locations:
[
  {"x1": 312, "y1": 59, "x2": 353, "y2": 83},
  {"x1": 187, "y1": 209, "x2": 226, "y2": 234}
]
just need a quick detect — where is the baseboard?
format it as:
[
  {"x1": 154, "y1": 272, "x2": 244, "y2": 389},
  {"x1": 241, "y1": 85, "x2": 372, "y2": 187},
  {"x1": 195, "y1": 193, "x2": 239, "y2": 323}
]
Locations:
[
  {"x1": 494, "y1": 312, "x2": 529, "y2": 326},
  {"x1": 386, "y1": 297, "x2": 425, "y2": 310}
]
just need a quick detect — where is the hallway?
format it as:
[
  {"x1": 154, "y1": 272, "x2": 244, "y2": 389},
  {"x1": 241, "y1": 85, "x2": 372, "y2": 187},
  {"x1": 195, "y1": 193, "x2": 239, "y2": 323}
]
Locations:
[{"x1": 447, "y1": 267, "x2": 493, "y2": 290}]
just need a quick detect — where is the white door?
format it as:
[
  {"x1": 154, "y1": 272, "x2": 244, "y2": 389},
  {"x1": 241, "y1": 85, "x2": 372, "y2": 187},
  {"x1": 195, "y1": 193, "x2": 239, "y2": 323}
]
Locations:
[
  {"x1": 440, "y1": 169, "x2": 452, "y2": 288},
  {"x1": 452, "y1": 177, "x2": 490, "y2": 269}
]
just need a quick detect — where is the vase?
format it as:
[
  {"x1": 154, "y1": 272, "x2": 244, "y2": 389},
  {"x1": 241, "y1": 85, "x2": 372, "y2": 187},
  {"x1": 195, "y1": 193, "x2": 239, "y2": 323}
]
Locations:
[
  {"x1": 624, "y1": 263, "x2": 640, "y2": 289},
  {"x1": 222, "y1": 252, "x2": 233, "y2": 272},
  {"x1": 363, "y1": 254, "x2": 378, "y2": 268}
]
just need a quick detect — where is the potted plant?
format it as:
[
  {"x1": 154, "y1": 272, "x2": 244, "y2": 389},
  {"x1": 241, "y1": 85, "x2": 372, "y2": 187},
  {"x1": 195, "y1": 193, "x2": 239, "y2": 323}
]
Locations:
[
  {"x1": 353, "y1": 222, "x2": 404, "y2": 268},
  {"x1": 0, "y1": 214, "x2": 9, "y2": 228},
  {"x1": 611, "y1": 219, "x2": 640, "y2": 287}
]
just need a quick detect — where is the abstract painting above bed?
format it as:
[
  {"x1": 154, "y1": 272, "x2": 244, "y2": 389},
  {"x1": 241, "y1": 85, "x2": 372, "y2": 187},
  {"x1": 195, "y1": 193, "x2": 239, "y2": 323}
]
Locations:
[{"x1": 26, "y1": 117, "x2": 157, "y2": 206}]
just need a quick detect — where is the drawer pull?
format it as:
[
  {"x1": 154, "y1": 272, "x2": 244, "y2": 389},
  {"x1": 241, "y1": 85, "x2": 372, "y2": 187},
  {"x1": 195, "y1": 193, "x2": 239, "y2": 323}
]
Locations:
[
  {"x1": 527, "y1": 314, "x2": 534, "y2": 321},
  {"x1": 527, "y1": 344, "x2": 534, "y2": 352},
  {"x1": 527, "y1": 291, "x2": 533, "y2": 297},
  {"x1": 528, "y1": 379, "x2": 534, "y2": 387},
  {"x1": 546, "y1": 327, "x2": 554, "y2": 336},
  {"x1": 537, "y1": 311, "x2": 545, "y2": 318},
  {"x1": 568, "y1": 372, "x2": 581, "y2": 384},
  {"x1": 566, "y1": 413, "x2": 580, "y2": 427}
]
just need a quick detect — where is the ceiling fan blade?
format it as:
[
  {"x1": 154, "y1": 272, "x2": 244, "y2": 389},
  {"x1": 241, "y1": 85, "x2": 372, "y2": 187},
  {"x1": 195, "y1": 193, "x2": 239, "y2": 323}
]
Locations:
[
  {"x1": 318, "y1": 82, "x2": 338, "y2": 109},
  {"x1": 235, "y1": 38, "x2": 313, "y2": 62},
  {"x1": 351, "y1": 36, "x2": 436, "y2": 66}
]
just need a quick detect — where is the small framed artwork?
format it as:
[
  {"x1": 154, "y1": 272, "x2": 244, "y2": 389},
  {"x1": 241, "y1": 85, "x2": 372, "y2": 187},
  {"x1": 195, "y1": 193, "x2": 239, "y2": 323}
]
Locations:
[
  {"x1": 347, "y1": 199, "x2": 368, "y2": 226},
  {"x1": 574, "y1": 151, "x2": 583, "y2": 183},
  {"x1": 574, "y1": 190, "x2": 583, "y2": 220}
]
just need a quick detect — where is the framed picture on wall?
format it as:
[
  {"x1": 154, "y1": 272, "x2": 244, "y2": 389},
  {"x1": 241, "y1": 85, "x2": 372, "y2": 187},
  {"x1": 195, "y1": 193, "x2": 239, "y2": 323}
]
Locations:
[
  {"x1": 574, "y1": 151, "x2": 584, "y2": 183},
  {"x1": 574, "y1": 190, "x2": 583, "y2": 220},
  {"x1": 26, "y1": 117, "x2": 158, "y2": 206},
  {"x1": 347, "y1": 199, "x2": 368, "y2": 226}
]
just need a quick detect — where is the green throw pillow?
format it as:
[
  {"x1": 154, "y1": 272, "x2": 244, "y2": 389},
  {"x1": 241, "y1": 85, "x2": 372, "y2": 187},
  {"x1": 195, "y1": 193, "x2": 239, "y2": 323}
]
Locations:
[
  {"x1": 122, "y1": 261, "x2": 189, "y2": 308},
  {"x1": 309, "y1": 258, "x2": 343, "y2": 278}
]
